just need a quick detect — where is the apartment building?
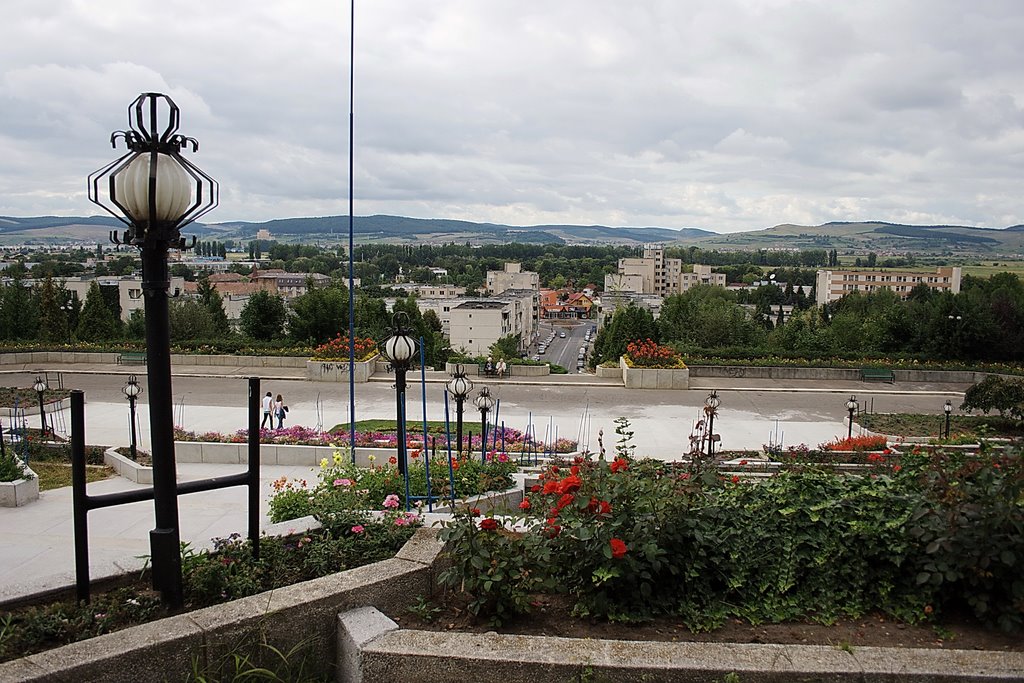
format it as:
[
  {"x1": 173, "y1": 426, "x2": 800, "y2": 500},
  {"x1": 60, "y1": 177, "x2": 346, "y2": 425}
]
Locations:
[
  {"x1": 605, "y1": 245, "x2": 724, "y2": 296},
  {"x1": 815, "y1": 266, "x2": 962, "y2": 305},
  {"x1": 486, "y1": 262, "x2": 539, "y2": 294},
  {"x1": 447, "y1": 292, "x2": 536, "y2": 357}
]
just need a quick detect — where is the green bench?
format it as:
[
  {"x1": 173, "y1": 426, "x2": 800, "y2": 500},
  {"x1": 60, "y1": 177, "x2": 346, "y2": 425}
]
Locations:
[
  {"x1": 478, "y1": 363, "x2": 498, "y2": 377},
  {"x1": 118, "y1": 351, "x2": 147, "y2": 365},
  {"x1": 860, "y1": 367, "x2": 895, "y2": 383}
]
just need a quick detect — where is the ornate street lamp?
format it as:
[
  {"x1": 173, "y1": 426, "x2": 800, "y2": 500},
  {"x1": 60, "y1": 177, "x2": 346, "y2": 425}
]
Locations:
[
  {"x1": 943, "y1": 399, "x2": 953, "y2": 439},
  {"x1": 89, "y1": 92, "x2": 218, "y2": 607},
  {"x1": 474, "y1": 386, "x2": 495, "y2": 461},
  {"x1": 846, "y1": 395, "x2": 859, "y2": 440},
  {"x1": 704, "y1": 390, "x2": 720, "y2": 457},
  {"x1": 32, "y1": 376, "x2": 48, "y2": 435},
  {"x1": 446, "y1": 364, "x2": 473, "y2": 457},
  {"x1": 381, "y1": 312, "x2": 418, "y2": 477},
  {"x1": 123, "y1": 375, "x2": 143, "y2": 460}
]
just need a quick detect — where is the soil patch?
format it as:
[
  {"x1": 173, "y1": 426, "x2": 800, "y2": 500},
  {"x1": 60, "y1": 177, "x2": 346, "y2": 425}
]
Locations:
[{"x1": 399, "y1": 593, "x2": 1023, "y2": 652}]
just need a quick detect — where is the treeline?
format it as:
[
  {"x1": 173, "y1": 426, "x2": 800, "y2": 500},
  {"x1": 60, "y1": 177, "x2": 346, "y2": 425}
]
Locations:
[{"x1": 594, "y1": 273, "x2": 1024, "y2": 364}]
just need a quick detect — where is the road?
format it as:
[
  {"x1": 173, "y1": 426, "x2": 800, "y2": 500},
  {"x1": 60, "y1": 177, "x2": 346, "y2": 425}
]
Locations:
[
  {"x1": 3, "y1": 369, "x2": 968, "y2": 460},
  {"x1": 537, "y1": 320, "x2": 592, "y2": 372}
]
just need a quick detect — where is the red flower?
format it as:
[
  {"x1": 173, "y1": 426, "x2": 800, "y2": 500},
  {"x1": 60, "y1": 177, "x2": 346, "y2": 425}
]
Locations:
[
  {"x1": 550, "y1": 466, "x2": 560, "y2": 474},
  {"x1": 470, "y1": 507, "x2": 481, "y2": 517},
  {"x1": 479, "y1": 518, "x2": 498, "y2": 531},
  {"x1": 555, "y1": 493, "x2": 575, "y2": 512},
  {"x1": 530, "y1": 484, "x2": 541, "y2": 493},
  {"x1": 545, "y1": 520, "x2": 561, "y2": 538},
  {"x1": 731, "y1": 475, "x2": 740, "y2": 484},
  {"x1": 739, "y1": 460, "x2": 748, "y2": 466},
  {"x1": 609, "y1": 538, "x2": 627, "y2": 559},
  {"x1": 559, "y1": 475, "x2": 582, "y2": 494},
  {"x1": 519, "y1": 499, "x2": 531, "y2": 510},
  {"x1": 892, "y1": 465, "x2": 902, "y2": 473},
  {"x1": 410, "y1": 449, "x2": 421, "y2": 459},
  {"x1": 388, "y1": 456, "x2": 397, "y2": 465},
  {"x1": 570, "y1": 465, "x2": 580, "y2": 476},
  {"x1": 587, "y1": 498, "x2": 612, "y2": 515},
  {"x1": 610, "y1": 458, "x2": 628, "y2": 473},
  {"x1": 542, "y1": 480, "x2": 560, "y2": 495}
]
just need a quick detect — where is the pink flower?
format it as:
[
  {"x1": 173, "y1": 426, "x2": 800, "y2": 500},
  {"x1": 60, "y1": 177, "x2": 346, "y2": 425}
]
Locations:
[
  {"x1": 382, "y1": 494, "x2": 400, "y2": 509},
  {"x1": 351, "y1": 525, "x2": 365, "y2": 534},
  {"x1": 497, "y1": 452, "x2": 509, "y2": 463}
]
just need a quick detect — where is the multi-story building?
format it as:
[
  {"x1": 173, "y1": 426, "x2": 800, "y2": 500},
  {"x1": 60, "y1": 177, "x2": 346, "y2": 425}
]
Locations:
[
  {"x1": 486, "y1": 262, "x2": 539, "y2": 294},
  {"x1": 815, "y1": 266, "x2": 962, "y2": 305},
  {"x1": 605, "y1": 245, "x2": 723, "y2": 296},
  {"x1": 447, "y1": 291, "x2": 537, "y2": 357}
]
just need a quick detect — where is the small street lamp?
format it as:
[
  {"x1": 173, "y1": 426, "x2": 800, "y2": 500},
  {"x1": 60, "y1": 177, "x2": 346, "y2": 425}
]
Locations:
[
  {"x1": 474, "y1": 386, "x2": 495, "y2": 461},
  {"x1": 445, "y1": 364, "x2": 473, "y2": 457},
  {"x1": 32, "y1": 376, "x2": 48, "y2": 435},
  {"x1": 704, "y1": 390, "x2": 720, "y2": 457},
  {"x1": 123, "y1": 375, "x2": 143, "y2": 460},
  {"x1": 943, "y1": 399, "x2": 953, "y2": 439},
  {"x1": 89, "y1": 92, "x2": 218, "y2": 607},
  {"x1": 382, "y1": 312, "x2": 418, "y2": 477},
  {"x1": 846, "y1": 395, "x2": 859, "y2": 440}
]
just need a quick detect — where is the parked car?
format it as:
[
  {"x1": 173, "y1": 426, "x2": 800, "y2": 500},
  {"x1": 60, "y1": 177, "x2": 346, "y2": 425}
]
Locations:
[{"x1": 559, "y1": 332, "x2": 566, "y2": 338}]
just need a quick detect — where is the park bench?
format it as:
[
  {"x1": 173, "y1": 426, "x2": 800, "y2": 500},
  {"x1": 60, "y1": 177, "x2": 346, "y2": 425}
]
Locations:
[
  {"x1": 478, "y1": 363, "x2": 498, "y2": 377},
  {"x1": 860, "y1": 367, "x2": 895, "y2": 383},
  {"x1": 118, "y1": 351, "x2": 148, "y2": 365}
]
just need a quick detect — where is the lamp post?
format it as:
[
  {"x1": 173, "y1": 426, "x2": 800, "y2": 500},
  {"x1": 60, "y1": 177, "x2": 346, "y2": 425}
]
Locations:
[
  {"x1": 943, "y1": 399, "x2": 953, "y2": 439},
  {"x1": 381, "y1": 312, "x2": 418, "y2": 477},
  {"x1": 846, "y1": 395, "x2": 859, "y2": 440},
  {"x1": 32, "y1": 376, "x2": 48, "y2": 435},
  {"x1": 446, "y1": 364, "x2": 473, "y2": 457},
  {"x1": 88, "y1": 92, "x2": 218, "y2": 607},
  {"x1": 474, "y1": 386, "x2": 495, "y2": 461},
  {"x1": 704, "y1": 390, "x2": 720, "y2": 457},
  {"x1": 123, "y1": 375, "x2": 142, "y2": 460}
]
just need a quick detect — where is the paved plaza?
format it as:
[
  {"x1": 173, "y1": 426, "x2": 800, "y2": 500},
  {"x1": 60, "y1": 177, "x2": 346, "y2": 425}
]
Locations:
[{"x1": 0, "y1": 359, "x2": 968, "y2": 602}]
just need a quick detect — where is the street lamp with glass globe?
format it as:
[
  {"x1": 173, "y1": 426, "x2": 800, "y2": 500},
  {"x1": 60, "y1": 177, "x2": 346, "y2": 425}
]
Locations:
[
  {"x1": 704, "y1": 390, "x2": 721, "y2": 457},
  {"x1": 846, "y1": 395, "x2": 859, "y2": 440},
  {"x1": 123, "y1": 375, "x2": 143, "y2": 460},
  {"x1": 943, "y1": 399, "x2": 953, "y2": 439},
  {"x1": 381, "y1": 312, "x2": 418, "y2": 477},
  {"x1": 474, "y1": 386, "x2": 496, "y2": 461},
  {"x1": 445, "y1": 364, "x2": 473, "y2": 457},
  {"x1": 88, "y1": 92, "x2": 218, "y2": 607},
  {"x1": 32, "y1": 376, "x2": 48, "y2": 435}
]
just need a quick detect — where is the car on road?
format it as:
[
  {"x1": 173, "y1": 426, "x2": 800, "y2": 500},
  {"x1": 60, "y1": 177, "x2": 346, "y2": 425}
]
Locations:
[
  {"x1": 532, "y1": 354, "x2": 541, "y2": 361},
  {"x1": 559, "y1": 332, "x2": 566, "y2": 338}
]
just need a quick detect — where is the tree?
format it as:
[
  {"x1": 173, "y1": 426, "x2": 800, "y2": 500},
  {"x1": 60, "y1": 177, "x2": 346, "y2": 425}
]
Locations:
[
  {"x1": 490, "y1": 334, "x2": 521, "y2": 360},
  {"x1": 595, "y1": 304, "x2": 657, "y2": 364},
  {"x1": 961, "y1": 375, "x2": 1024, "y2": 421},
  {"x1": 36, "y1": 276, "x2": 70, "y2": 343},
  {"x1": 168, "y1": 298, "x2": 217, "y2": 341},
  {"x1": 288, "y1": 283, "x2": 347, "y2": 343},
  {"x1": 0, "y1": 277, "x2": 38, "y2": 340},
  {"x1": 125, "y1": 308, "x2": 146, "y2": 340},
  {"x1": 196, "y1": 279, "x2": 231, "y2": 336},
  {"x1": 239, "y1": 290, "x2": 287, "y2": 339},
  {"x1": 76, "y1": 281, "x2": 120, "y2": 341}
]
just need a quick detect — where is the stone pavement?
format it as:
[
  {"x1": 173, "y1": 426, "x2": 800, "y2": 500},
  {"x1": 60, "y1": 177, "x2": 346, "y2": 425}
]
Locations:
[{"x1": 0, "y1": 358, "x2": 970, "y2": 603}]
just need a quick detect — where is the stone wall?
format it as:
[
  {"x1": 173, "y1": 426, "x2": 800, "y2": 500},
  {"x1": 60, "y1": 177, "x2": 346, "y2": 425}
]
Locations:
[{"x1": 620, "y1": 357, "x2": 690, "y2": 389}]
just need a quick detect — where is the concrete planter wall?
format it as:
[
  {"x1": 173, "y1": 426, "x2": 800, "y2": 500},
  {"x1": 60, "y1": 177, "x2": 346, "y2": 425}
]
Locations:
[
  {"x1": 0, "y1": 528, "x2": 447, "y2": 683},
  {"x1": 0, "y1": 462, "x2": 38, "y2": 507},
  {"x1": 175, "y1": 442, "x2": 448, "y2": 468},
  {"x1": 305, "y1": 357, "x2": 377, "y2": 383},
  {"x1": 594, "y1": 364, "x2": 621, "y2": 379},
  {"x1": 103, "y1": 447, "x2": 152, "y2": 485},
  {"x1": 689, "y1": 365, "x2": 994, "y2": 384},
  {"x1": 0, "y1": 352, "x2": 309, "y2": 367},
  {"x1": 620, "y1": 357, "x2": 690, "y2": 390}
]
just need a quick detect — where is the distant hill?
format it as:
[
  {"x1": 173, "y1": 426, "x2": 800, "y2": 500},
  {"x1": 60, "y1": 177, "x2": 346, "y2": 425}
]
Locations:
[{"x1": 0, "y1": 214, "x2": 1021, "y2": 255}]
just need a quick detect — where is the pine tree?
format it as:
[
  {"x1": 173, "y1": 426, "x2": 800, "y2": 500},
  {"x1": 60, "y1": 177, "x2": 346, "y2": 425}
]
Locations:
[
  {"x1": 76, "y1": 281, "x2": 120, "y2": 341},
  {"x1": 36, "y1": 276, "x2": 69, "y2": 343}
]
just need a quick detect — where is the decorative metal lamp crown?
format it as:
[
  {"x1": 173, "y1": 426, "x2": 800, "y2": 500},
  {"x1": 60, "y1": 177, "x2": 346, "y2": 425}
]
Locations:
[
  {"x1": 382, "y1": 312, "x2": 418, "y2": 366},
  {"x1": 33, "y1": 376, "x2": 48, "y2": 394},
  {"x1": 446, "y1": 364, "x2": 474, "y2": 399},
  {"x1": 705, "y1": 390, "x2": 721, "y2": 411},
  {"x1": 943, "y1": 399, "x2": 953, "y2": 414},
  {"x1": 846, "y1": 395, "x2": 859, "y2": 412},
  {"x1": 123, "y1": 374, "x2": 143, "y2": 399},
  {"x1": 474, "y1": 386, "x2": 495, "y2": 412},
  {"x1": 87, "y1": 92, "x2": 218, "y2": 248}
]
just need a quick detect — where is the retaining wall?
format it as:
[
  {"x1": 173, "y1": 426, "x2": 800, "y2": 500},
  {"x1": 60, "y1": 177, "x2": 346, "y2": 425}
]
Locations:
[
  {"x1": 689, "y1": 365, "x2": 992, "y2": 383},
  {"x1": 0, "y1": 462, "x2": 38, "y2": 507},
  {"x1": 620, "y1": 356, "x2": 690, "y2": 389},
  {"x1": 305, "y1": 358, "x2": 377, "y2": 383},
  {"x1": 444, "y1": 361, "x2": 550, "y2": 377}
]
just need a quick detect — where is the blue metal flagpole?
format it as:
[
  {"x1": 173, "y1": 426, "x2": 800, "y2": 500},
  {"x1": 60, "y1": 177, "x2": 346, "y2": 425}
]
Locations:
[
  {"x1": 419, "y1": 337, "x2": 431, "y2": 512},
  {"x1": 346, "y1": 0, "x2": 357, "y2": 461}
]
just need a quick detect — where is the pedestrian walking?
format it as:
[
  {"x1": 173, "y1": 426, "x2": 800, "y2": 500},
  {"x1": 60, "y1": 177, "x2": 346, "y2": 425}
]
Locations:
[
  {"x1": 274, "y1": 394, "x2": 288, "y2": 429},
  {"x1": 261, "y1": 391, "x2": 273, "y2": 429}
]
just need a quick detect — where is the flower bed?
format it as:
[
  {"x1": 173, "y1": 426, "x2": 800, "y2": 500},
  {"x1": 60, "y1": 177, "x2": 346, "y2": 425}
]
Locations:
[{"x1": 440, "y1": 445, "x2": 1024, "y2": 633}]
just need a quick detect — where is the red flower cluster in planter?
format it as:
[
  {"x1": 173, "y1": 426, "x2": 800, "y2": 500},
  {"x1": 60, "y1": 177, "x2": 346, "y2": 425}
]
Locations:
[
  {"x1": 625, "y1": 338, "x2": 685, "y2": 368},
  {"x1": 310, "y1": 335, "x2": 378, "y2": 362}
]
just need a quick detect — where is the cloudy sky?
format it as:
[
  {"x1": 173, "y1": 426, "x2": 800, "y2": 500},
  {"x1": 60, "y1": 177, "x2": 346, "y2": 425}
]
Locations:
[{"x1": 1, "y1": 1, "x2": 1022, "y2": 234}]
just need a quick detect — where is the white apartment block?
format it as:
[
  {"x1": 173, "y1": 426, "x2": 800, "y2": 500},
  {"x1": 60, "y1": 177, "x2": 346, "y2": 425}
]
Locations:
[
  {"x1": 49, "y1": 275, "x2": 185, "y2": 322},
  {"x1": 815, "y1": 266, "x2": 962, "y2": 305},
  {"x1": 447, "y1": 293, "x2": 535, "y2": 357},
  {"x1": 486, "y1": 262, "x2": 539, "y2": 294},
  {"x1": 605, "y1": 245, "x2": 724, "y2": 296}
]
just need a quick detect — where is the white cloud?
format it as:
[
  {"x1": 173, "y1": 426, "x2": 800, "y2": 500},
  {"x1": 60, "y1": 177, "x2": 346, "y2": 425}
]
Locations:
[{"x1": 0, "y1": 0, "x2": 1023, "y2": 233}]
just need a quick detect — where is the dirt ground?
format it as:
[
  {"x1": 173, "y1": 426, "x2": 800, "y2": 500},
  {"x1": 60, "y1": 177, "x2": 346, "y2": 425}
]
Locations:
[{"x1": 397, "y1": 593, "x2": 1024, "y2": 652}]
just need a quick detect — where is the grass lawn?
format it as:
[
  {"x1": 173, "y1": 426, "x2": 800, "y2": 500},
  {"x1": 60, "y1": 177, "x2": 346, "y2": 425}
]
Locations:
[
  {"x1": 960, "y1": 261, "x2": 1024, "y2": 278},
  {"x1": 329, "y1": 419, "x2": 454, "y2": 434},
  {"x1": 859, "y1": 413, "x2": 1024, "y2": 438},
  {"x1": 31, "y1": 462, "x2": 115, "y2": 491}
]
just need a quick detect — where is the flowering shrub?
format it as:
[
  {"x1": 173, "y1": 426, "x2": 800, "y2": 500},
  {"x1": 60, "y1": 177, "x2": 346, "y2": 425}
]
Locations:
[
  {"x1": 442, "y1": 443, "x2": 1024, "y2": 631},
  {"x1": 310, "y1": 335, "x2": 378, "y2": 362},
  {"x1": 268, "y1": 447, "x2": 518, "y2": 524},
  {"x1": 820, "y1": 435, "x2": 889, "y2": 451},
  {"x1": 623, "y1": 338, "x2": 686, "y2": 369}
]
